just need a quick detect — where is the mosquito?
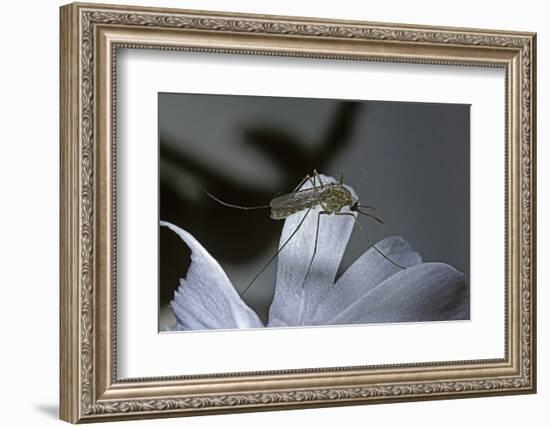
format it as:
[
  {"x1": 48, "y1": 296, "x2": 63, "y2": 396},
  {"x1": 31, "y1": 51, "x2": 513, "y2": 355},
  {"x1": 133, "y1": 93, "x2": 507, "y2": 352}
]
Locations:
[{"x1": 202, "y1": 170, "x2": 405, "y2": 296}]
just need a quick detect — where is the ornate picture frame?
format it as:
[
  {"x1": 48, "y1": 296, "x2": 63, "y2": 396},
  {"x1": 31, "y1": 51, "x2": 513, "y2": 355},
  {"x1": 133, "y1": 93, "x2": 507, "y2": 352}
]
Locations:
[{"x1": 60, "y1": 2, "x2": 536, "y2": 423}]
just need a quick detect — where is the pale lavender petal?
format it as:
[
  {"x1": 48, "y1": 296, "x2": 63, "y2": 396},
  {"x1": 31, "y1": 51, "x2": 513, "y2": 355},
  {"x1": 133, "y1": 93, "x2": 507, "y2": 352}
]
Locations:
[
  {"x1": 307, "y1": 236, "x2": 422, "y2": 324},
  {"x1": 161, "y1": 221, "x2": 263, "y2": 330},
  {"x1": 324, "y1": 262, "x2": 468, "y2": 325},
  {"x1": 268, "y1": 175, "x2": 356, "y2": 327}
]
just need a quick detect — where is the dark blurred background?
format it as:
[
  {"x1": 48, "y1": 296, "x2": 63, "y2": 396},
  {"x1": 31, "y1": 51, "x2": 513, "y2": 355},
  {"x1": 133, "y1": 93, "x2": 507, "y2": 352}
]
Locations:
[{"x1": 158, "y1": 93, "x2": 470, "y2": 329}]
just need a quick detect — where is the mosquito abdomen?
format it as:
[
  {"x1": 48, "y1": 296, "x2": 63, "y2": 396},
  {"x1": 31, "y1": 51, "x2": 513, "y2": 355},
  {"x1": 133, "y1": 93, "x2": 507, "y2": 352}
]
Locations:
[{"x1": 270, "y1": 204, "x2": 312, "y2": 220}]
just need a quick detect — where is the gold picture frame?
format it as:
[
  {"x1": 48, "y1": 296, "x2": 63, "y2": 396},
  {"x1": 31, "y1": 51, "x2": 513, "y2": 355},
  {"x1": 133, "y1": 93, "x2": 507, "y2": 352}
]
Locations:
[{"x1": 60, "y1": 2, "x2": 537, "y2": 423}]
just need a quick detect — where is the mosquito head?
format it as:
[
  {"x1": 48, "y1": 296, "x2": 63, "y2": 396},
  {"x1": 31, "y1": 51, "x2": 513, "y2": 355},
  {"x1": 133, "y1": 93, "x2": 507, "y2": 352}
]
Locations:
[{"x1": 350, "y1": 200, "x2": 359, "y2": 212}]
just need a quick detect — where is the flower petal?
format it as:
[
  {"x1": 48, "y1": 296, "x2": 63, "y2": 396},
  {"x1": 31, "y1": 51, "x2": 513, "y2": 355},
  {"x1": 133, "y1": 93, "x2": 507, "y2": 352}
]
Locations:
[
  {"x1": 323, "y1": 262, "x2": 469, "y2": 325},
  {"x1": 161, "y1": 221, "x2": 263, "y2": 330},
  {"x1": 268, "y1": 175, "x2": 356, "y2": 327},
  {"x1": 307, "y1": 236, "x2": 422, "y2": 324}
]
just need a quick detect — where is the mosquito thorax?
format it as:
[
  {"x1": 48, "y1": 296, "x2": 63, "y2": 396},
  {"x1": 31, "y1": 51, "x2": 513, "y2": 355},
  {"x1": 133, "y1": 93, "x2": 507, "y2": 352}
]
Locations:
[{"x1": 322, "y1": 184, "x2": 356, "y2": 213}]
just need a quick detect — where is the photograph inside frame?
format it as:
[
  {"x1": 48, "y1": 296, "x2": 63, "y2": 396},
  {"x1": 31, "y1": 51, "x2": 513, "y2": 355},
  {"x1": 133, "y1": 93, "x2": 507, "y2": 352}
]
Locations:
[{"x1": 158, "y1": 92, "x2": 471, "y2": 332}]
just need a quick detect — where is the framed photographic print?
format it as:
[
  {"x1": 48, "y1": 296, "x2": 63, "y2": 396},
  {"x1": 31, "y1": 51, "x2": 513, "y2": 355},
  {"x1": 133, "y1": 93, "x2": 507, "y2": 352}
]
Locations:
[{"x1": 59, "y1": 2, "x2": 537, "y2": 423}]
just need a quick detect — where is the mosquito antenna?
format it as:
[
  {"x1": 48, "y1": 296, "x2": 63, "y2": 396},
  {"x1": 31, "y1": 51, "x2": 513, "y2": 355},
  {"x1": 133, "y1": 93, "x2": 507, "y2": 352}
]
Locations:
[
  {"x1": 358, "y1": 204, "x2": 376, "y2": 211},
  {"x1": 352, "y1": 217, "x2": 406, "y2": 270},
  {"x1": 356, "y1": 209, "x2": 384, "y2": 224},
  {"x1": 200, "y1": 187, "x2": 270, "y2": 210},
  {"x1": 241, "y1": 207, "x2": 312, "y2": 297}
]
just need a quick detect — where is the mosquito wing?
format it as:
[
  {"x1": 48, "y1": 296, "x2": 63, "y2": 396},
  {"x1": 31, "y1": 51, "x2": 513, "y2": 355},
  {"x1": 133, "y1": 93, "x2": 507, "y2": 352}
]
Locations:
[{"x1": 269, "y1": 187, "x2": 323, "y2": 219}]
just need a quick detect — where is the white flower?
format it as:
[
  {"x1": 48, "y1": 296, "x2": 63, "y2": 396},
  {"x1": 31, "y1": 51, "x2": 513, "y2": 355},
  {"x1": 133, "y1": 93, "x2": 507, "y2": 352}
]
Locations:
[{"x1": 161, "y1": 175, "x2": 468, "y2": 331}]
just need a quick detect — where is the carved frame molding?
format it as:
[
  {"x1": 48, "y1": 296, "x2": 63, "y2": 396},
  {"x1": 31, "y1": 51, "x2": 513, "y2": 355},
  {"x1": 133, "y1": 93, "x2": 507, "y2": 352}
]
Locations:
[{"x1": 60, "y1": 2, "x2": 536, "y2": 423}]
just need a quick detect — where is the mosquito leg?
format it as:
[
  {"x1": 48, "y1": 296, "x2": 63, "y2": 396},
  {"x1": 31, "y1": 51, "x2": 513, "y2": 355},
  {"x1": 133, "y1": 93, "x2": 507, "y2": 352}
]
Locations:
[
  {"x1": 200, "y1": 187, "x2": 270, "y2": 210},
  {"x1": 338, "y1": 172, "x2": 344, "y2": 185},
  {"x1": 309, "y1": 175, "x2": 317, "y2": 188},
  {"x1": 283, "y1": 173, "x2": 326, "y2": 197},
  {"x1": 292, "y1": 174, "x2": 311, "y2": 192},
  {"x1": 335, "y1": 212, "x2": 359, "y2": 219},
  {"x1": 357, "y1": 210, "x2": 384, "y2": 224},
  {"x1": 241, "y1": 207, "x2": 313, "y2": 297},
  {"x1": 313, "y1": 169, "x2": 325, "y2": 186},
  {"x1": 335, "y1": 212, "x2": 405, "y2": 269},
  {"x1": 302, "y1": 211, "x2": 330, "y2": 289}
]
